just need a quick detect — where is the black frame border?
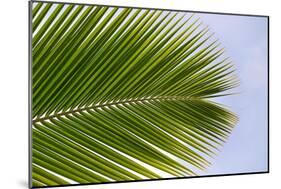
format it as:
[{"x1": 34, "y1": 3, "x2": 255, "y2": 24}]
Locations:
[{"x1": 28, "y1": 1, "x2": 270, "y2": 188}]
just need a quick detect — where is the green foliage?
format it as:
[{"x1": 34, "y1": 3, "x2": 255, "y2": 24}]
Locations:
[{"x1": 31, "y1": 2, "x2": 238, "y2": 187}]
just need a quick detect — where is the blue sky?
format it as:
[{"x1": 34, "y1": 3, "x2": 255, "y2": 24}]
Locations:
[{"x1": 197, "y1": 13, "x2": 268, "y2": 175}]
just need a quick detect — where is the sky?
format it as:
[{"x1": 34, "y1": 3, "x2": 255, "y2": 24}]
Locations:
[{"x1": 196, "y1": 13, "x2": 268, "y2": 175}]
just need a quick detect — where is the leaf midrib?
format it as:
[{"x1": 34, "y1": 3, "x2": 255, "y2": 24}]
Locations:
[{"x1": 32, "y1": 95, "x2": 196, "y2": 124}]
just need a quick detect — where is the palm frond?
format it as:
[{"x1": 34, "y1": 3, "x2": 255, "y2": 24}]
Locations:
[{"x1": 31, "y1": 2, "x2": 238, "y2": 187}]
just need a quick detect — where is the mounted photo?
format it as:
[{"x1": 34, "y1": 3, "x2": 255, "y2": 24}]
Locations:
[{"x1": 29, "y1": 1, "x2": 269, "y2": 188}]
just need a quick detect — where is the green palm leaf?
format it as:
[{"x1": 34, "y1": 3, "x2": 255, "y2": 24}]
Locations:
[{"x1": 31, "y1": 2, "x2": 238, "y2": 187}]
